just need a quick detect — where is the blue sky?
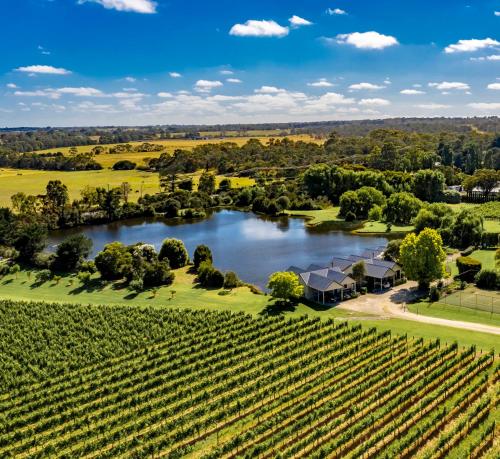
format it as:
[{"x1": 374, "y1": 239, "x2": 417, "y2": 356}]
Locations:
[{"x1": 1, "y1": 0, "x2": 499, "y2": 126}]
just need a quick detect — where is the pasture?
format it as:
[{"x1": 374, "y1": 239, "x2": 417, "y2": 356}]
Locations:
[{"x1": 0, "y1": 303, "x2": 497, "y2": 458}]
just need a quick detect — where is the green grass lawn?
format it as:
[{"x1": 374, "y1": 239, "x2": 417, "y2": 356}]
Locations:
[
  {"x1": 0, "y1": 268, "x2": 497, "y2": 351},
  {"x1": 408, "y1": 300, "x2": 500, "y2": 327},
  {"x1": 286, "y1": 208, "x2": 343, "y2": 226},
  {"x1": 354, "y1": 220, "x2": 414, "y2": 235},
  {"x1": 448, "y1": 249, "x2": 497, "y2": 277}
]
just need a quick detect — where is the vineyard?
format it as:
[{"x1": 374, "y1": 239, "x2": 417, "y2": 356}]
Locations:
[{"x1": 0, "y1": 301, "x2": 498, "y2": 458}]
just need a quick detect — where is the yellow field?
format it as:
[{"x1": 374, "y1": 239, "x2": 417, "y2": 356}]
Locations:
[
  {"x1": 0, "y1": 168, "x2": 255, "y2": 207},
  {"x1": 33, "y1": 134, "x2": 321, "y2": 168}
]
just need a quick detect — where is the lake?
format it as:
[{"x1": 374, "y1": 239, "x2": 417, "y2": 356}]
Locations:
[{"x1": 48, "y1": 210, "x2": 388, "y2": 289}]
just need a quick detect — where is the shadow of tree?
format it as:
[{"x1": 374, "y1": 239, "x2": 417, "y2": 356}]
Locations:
[
  {"x1": 2, "y1": 279, "x2": 13, "y2": 285},
  {"x1": 68, "y1": 278, "x2": 107, "y2": 295},
  {"x1": 389, "y1": 287, "x2": 424, "y2": 304},
  {"x1": 259, "y1": 299, "x2": 297, "y2": 316}
]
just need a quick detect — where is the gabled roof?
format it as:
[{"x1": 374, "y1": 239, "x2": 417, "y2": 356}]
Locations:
[
  {"x1": 287, "y1": 266, "x2": 306, "y2": 275},
  {"x1": 300, "y1": 268, "x2": 355, "y2": 291},
  {"x1": 363, "y1": 263, "x2": 395, "y2": 279},
  {"x1": 306, "y1": 263, "x2": 326, "y2": 272},
  {"x1": 330, "y1": 257, "x2": 354, "y2": 271}
]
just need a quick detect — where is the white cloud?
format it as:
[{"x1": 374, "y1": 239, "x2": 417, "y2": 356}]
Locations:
[
  {"x1": 349, "y1": 82, "x2": 385, "y2": 90},
  {"x1": 226, "y1": 78, "x2": 242, "y2": 83},
  {"x1": 358, "y1": 98, "x2": 390, "y2": 106},
  {"x1": 254, "y1": 86, "x2": 286, "y2": 94},
  {"x1": 124, "y1": 76, "x2": 136, "y2": 82},
  {"x1": 157, "y1": 92, "x2": 173, "y2": 98},
  {"x1": 428, "y1": 81, "x2": 470, "y2": 91},
  {"x1": 77, "y1": 0, "x2": 157, "y2": 14},
  {"x1": 169, "y1": 72, "x2": 182, "y2": 78},
  {"x1": 416, "y1": 103, "x2": 451, "y2": 109},
  {"x1": 38, "y1": 45, "x2": 51, "y2": 55},
  {"x1": 413, "y1": 84, "x2": 422, "y2": 88},
  {"x1": 229, "y1": 20, "x2": 289, "y2": 37},
  {"x1": 444, "y1": 38, "x2": 500, "y2": 53},
  {"x1": 220, "y1": 70, "x2": 234, "y2": 75},
  {"x1": 307, "y1": 78, "x2": 334, "y2": 88},
  {"x1": 335, "y1": 31, "x2": 399, "y2": 50},
  {"x1": 486, "y1": 55, "x2": 500, "y2": 61},
  {"x1": 468, "y1": 102, "x2": 500, "y2": 110},
  {"x1": 487, "y1": 83, "x2": 500, "y2": 90},
  {"x1": 15, "y1": 65, "x2": 71, "y2": 75},
  {"x1": 494, "y1": 11, "x2": 500, "y2": 16},
  {"x1": 57, "y1": 87, "x2": 104, "y2": 97},
  {"x1": 14, "y1": 90, "x2": 59, "y2": 99},
  {"x1": 194, "y1": 79, "x2": 223, "y2": 93},
  {"x1": 289, "y1": 15, "x2": 313, "y2": 27},
  {"x1": 400, "y1": 89, "x2": 425, "y2": 95},
  {"x1": 6, "y1": 83, "x2": 18, "y2": 89},
  {"x1": 326, "y1": 8, "x2": 347, "y2": 15}
]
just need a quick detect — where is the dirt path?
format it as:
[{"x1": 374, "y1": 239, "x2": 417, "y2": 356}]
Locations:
[{"x1": 339, "y1": 282, "x2": 500, "y2": 336}]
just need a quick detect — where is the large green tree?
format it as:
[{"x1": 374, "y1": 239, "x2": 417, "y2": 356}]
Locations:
[
  {"x1": 159, "y1": 238, "x2": 189, "y2": 269},
  {"x1": 399, "y1": 228, "x2": 446, "y2": 290},
  {"x1": 267, "y1": 271, "x2": 304, "y2": 304}
]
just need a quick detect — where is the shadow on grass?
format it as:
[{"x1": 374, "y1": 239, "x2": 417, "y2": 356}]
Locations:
[
  {"x1": 259, "y1": 299, "x2": 297, "y2": 316},
  {"x1": 68, "y1": 278, "x2": 108, "y2": 295},
  {"x1": 2, "y1": 278, "x2": 13, "y2": 285}
]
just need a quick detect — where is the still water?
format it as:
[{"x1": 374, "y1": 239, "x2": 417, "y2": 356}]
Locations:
[{"x1": 48, "y1": 210, "x2": 388, "y2": 288}]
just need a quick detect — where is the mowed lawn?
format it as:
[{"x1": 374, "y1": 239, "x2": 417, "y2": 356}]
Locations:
[
  {"x1": 0, "y1": 168, "x2": 255, "y2": 207},
  {"x1": 0, "y1": 268, "x2": 498, "y2": 350}
]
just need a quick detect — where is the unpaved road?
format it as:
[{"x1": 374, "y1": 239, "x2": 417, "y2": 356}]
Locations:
[{"x1": 339, "y1": 282, "x2": 500, "y2": 336}]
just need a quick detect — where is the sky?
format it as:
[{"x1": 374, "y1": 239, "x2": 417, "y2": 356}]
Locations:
[{"x1": 0, "y1": 0, "x2": 499, "y2": 127}]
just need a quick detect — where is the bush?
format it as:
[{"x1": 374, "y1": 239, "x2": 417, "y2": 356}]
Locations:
[
  {"x1": 33, "y1": 252, "x2": 55, "y2": 269},
  {"x1": 223, "y1": 271, "x2": 241, "y2": 289},
  {"x1": 158, "y1": 238, "x2": 189, "y2": 269},
  {"x1": 53, "y1": 234, "x2": 93, "y2": 272},
  {"x1": 474, "y1": 269, "x2": 499, "y2": 290},
  {"x1": 456, "y1": 256, "x2": 482, "y2": 282},
  {"x1": 197, "y1": 261, "x2": 224, "y2": 288},
  {"x1": 429, "y1": 286, "x2": 440, "y2": 302},
  {"x1": 79, "y1": 260, "x2": 97, "y2": 274},
  {"x1": 368, "y1": 205, "x2": 382, "y2": 221},
  {"x1": 94, "y1": 242, "x2": 132, "y2": 280},
  {"x1": 442, "y1": 189, "x2": 461, "y2": 204},
  {"x1": 129, "y1": 278, "x2": 144, "y2": 292},
  {"x1": 112, "y1": 160, "x2": 136, "y2": 170},
  {"x1": 193, "y1": 245, "x2": 213, "y2": 270},
  {"x1": 481, "y1": 232, "x2": 498, "y2": 248},
  {"x1": 35, "y1": 269, "x2": 52, "y2": 283},
  {"x1": 143, "y1": 260, "x2": 174, "y2": 287},
  {"x1": 77, "y1": 271, "x2": 92, "y2": 285}
]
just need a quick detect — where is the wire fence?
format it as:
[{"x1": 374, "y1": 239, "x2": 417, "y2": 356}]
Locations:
[{"x1": 438, "y1": 291, "x2": 500, "y2": 315}]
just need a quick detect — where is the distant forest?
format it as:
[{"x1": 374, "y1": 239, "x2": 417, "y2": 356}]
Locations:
[{"x1": 0, "y1": 116, "x2": 499, "y2": 153}]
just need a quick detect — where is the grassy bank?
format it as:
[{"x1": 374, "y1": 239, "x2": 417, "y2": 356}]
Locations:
[{"x1": 0, "y1": 268, "x2": 497, "y2": 351}]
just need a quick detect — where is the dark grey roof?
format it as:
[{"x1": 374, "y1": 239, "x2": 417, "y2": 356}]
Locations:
[
  {"x1": 287, "y1": 266, "x2": 306, "y2": 275},
  {"x1": 330, "y1": 257, "x2": 353, "y2": 271},
  {"x1": 363, "y1": 263, "x2": 395, "y2": 279},
  {"x1": 306, "y1": 263, "x2": 326, "y2": 272},
  {"x1": 301, "y1": 268, "x2": 355, "y2": 291},
  {"x1": 306, "y1": 272, "x2": 337, "y2": 291}
]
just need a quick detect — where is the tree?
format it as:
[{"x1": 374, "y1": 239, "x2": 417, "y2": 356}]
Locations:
[
  {"x1": 399, "y1": 228, "x2": 446, "y2": 290},
  {"x1": 143, "y1": 260, "x2": 174, "y2": 287},
  {"x1": 193, "y1": 244, "x2": 213, "y2": 270},
  {"x1": 412, "y1": 170, "x2": 445, "y2": 203},
  {"x1": 53, "y1": 234, "x2": 93, "y2": 271},
  {"x1": 159, "y1": 238, "x2": 189, "y2": 269},
  {"x1": 112, "y1": 160, "x2": 136, "y2": 170},
  {"x1": 384, "y1": 192, "x2": 423, "y2": 225},
  {"x1": 267, "y1": 271, "x2": 304, "y2": 304},
  {"x1": 223, "y1": 271, "x2": 241, "y2": 289},
  {"x1": 451, "y1": 209, "x2": 483, "y2": 249},
  {"x1": 94, "y1": 242, "x2": 133, "y2": 280},
  {"x1": 44, "y1": 180, "x2": 69, "y2": 220},
  {"x1": 198, "y1": 172, "x2": 216, "y2": 195},
  {"x1": 197, "y1": 261, "x2": 224, "y2": 288},
  {"x1": 13, "y1": 219, "x2": 47, "y2": 261},
  {"x1": 469, "y1": 169, "x2": 500, "y2": 198},
  {"x1": 384, "y1": 239, "x2": 402, "y2": 263},
  {"x1": 351, "y1": 261, "x2": 366, "y2": 288}
]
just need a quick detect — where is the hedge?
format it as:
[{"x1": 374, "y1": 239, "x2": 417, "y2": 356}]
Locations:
[{"x1": 456, "y1": 256, "x2": 482, "y2": 283}]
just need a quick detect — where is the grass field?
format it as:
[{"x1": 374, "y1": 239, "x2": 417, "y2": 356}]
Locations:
[
  {"x1": 32, "y1": 134, "x2": 320, "y2": 168},
  {"x1": 1, "y1": 305, "x2": 497, "y2": 458},
  {"x1": 0, "y1": 168, "x2": 255, "y2": 206},
  {"x1": 0, "y1": 268, "x2": 498, "y2": 350},
  {"x1": 448, "y1": 249, "x2": 496, "y2": 278}
]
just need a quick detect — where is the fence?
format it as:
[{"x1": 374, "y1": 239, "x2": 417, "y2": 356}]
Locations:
[{"x1": 438, "y1": 291, "x2": 500, "y2": 315}]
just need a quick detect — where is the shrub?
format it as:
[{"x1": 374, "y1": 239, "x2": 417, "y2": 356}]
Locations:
[
  {"x1": 33, "y1": 252, "x2": 55, "y2": 269},
  {"x1": 158, "y1": 238, "x2": 189, "y2": 269},
  {"x1": 197, "y1": 261, "x2": 224, "y2": 288},
  {"x1": 143, "y1": 260, "x2": 174, "y2": 287},
  {"x1": 456, "y1": 256, "x2": 482, "y2": 282},
  {"x1": 112, "y1": 160, "x2": 136, "y2": 170},
  {"x1": 53, "y1": 234, "x2": 93, "y2": 272},
  {"x1": 94, "y1": 242, "x2": 132, "y2": 280},
  {"x1": 79, "y1": 260, "x2": 97, "y2": 274},
  {"x1": 442, "y1": 189, "x2": 461, "y2": 204},
  {"x1": 35, "y1": 269, "x2": 52, "y2": 283},
  {"x1": 193, "y1": 245, "x2": 213, "y2": 270},
  {"x1": 129, "y1": 278, "x2": 144, "y2": 292},
  {"x1": 368, "y1": 205, "x2": 382, "y2": 221},
  {"x1": 481, "y1": 232, "x2": 498, "y2": 248},
  {"x1": 223, "y1": 271, "x2": 241, "y2": 289},
  {"x1": 474, "y1": 269, "x2": 499, "y2": 290},
  {"x1": 429, "y1": 286, "x2": 440, "y2": 302},
  {"x1": 77, "y1": 271, "x2": 92, "y2": 285}
]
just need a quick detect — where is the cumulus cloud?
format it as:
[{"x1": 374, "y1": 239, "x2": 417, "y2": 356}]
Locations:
[
  {"x1": 226, "y1": 78, "x2": 242, "y2": 83},
  {"x1": 220, "y1": 70, "x2": 234, "y2": 75},
  {"x1": 495, "y1": 11, "x2": 500, "y2": 16},
  {"x1": 289, "y1": 15, "x2": 313, "y2": 27},
  {"x1": 416, "y1": 103, "x2": 451, "y2": 109},
  {"x1": 169, "y1": 72, "x2": 182, "y2": 78},
  {"x1": 468, "y1": 102, "x2": 500, "y2": 110},
  {"x1": 444, "y1": 38, "x2": 500, "y2": 53},
  {"x1": 358, "y1": 98, "x2": 390, "y2": 106},
  {"x1": 335, "y1": 31, "x2": 398, "y2": 50},
  {"x1": 400, "y1": 89, "x2": 425, "y2": 95},
  {"x1": 124, "y1": 76, "x2": 136, "y2": 82},
  {"x1": 326, "y1": 8, "x2": 347, "y2": 15},
  {"x1": 194, "y1": 80, "x2": 223, "y2": 93},
  {"x1": 307, "y1": 78, "x2": 334, "y2": 88},
  {"x1": 473, "y1": 54, "x2": 500, "y2": 61},
  {"x1": 349, "y1": 82, "x2": 385, "y2": 90},
  {"x1": 77, "y1": 0, "x2": 157, "y2": 14},
  {"x1": 428, "y1": 81, "x2": 470, "y2": 91},
  {"x1": 15, "y1": 65, "x2": 71, "y2": 75},
  {"x1": 6, "y1": 83, "x2": 18, "y2": 89},
  {"x1": 229, "y1": 20, "x2": 289, "y2": 37},
  {"x1": 487, "y1": 83, "x2": 500, "y2": 90},
  {"x1": 57, "y1": 87, "x2": 104, "y2": 97},
  {"x1": 14, "y1": 90, "x2": 59, "y2": 99},
  {"x1": 157, "y1": 92, "x2": 173, "y2": 98},
  {"x1": 254, "y1": 86, "x2": 286, "y2": 94}
]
